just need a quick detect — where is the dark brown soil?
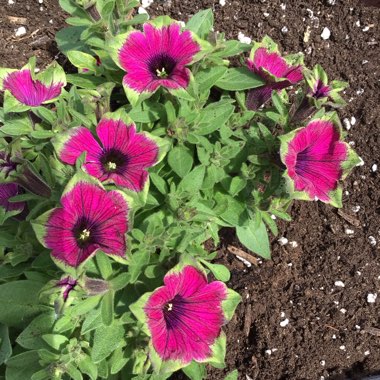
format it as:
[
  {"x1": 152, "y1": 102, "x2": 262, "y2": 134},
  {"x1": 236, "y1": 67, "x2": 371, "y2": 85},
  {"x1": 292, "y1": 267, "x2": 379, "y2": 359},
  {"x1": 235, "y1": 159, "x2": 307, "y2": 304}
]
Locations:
[{"x1": 1, "y1": 1, "x2": 380, "y2": 379}]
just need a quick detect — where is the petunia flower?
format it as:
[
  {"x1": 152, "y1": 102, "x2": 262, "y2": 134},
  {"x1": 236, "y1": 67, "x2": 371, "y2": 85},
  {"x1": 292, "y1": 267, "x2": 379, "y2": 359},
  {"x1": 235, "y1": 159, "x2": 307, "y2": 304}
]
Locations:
[
  {"x1": 291, "y1": 64, "x2": 348, "y2": 123},
  {"x1": 280, "y1": 118, "x2": 360, "y2": 207},
  {"x1": 130, "y1": 263, "x2": 240, "y2": 372},
  {"x1": 246, "y1": 37, "x2": 303, "y2": 110},
  {"x1": 0, "y1": 60, "x2": 66, "y2": 110},
  {"x1": 0, "y1": 183, "x2": 25, "y2": 213},
  {"x1": 53, "y1": 114, "x2": 160, "y2": 192},
  {"x1": 115, "y1": 22, "x2": 200, "y2": 96},
  {"x1": 33, "y1": 178, "x2": 129, "y2": 267}
]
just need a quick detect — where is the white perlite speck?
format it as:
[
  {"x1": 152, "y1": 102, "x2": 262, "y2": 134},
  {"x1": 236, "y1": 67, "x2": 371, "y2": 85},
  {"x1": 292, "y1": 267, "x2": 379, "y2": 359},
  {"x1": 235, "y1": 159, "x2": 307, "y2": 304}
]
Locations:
[
  {"x1": 355, "y1": 325, "x2": 361, "y2": 330},
  {"x1": 280, "y1": 3, "x2": 286, "y2": 10},
  {"x1": 281, "y1": 26, "x2": 288, "y2": 34},
  {"x1": 320, "y1": 360, "x2": 326, "y2": 366},
  {"x1": 350, "y1": 116, "x2": 356, "y2": 125},
  {"x1": 321, "y1": 27, "x2": 331, "y2": 40},
  {"x1": 278, "y1": 237, "x2": 288, "y2": 246},
  {"x1": 343, "y1": 118, "x2": 351, "y2": 130},
  {"x1": 367, "y1": 293, "x2": 377, "y2": 303},
  {"x1": 364, "y1": 350, "x2": 370, "y2": 356},
  {"x1": 352, "y1": 205, "x2": 361, "y2": 213},
  {"x1": 238, "y1": 32, "x2": 252, "y2": 44},
  {"x1": 15, "y1": 26, "x2": 27, "y2": 37},
  {"x1": 368, "y1": 236, "x2": 377, "y2": 246},
  {"x1": 289, "y1": 241, "x2": 298, "y2": 248},
  {"x1": 8, "y1": 0, "x2": 15, "y2": 4},
  {"x1": 280, "y1": 318, "x2": 289, "y2": 327},
  {"x1": 138, "y1": 7, "x2": 148, "y2": 14},
  {"x1": 340, "y1": 308, "x2": 347, "y2": 314},
  {"x1": 141, "y1": 0, "x2": 154, "y2": 7},
  {"x1": 345, "y1": 228, "x2": 354, "y2": 235},
  {"x1": 372, "y1": 164, "x2": 378, "y2": 172},
  {"x1": 219, "y1": 0, "x2": 226, "y2": 6},
  {"x1": 235, "y1": 255, "x2": 252, "y2": 268},
  {"x1": 340, "y1": 345, "x2": 346, "y2": 351},
  {"x1": 334, "y1": 281, "x2": 345, "y2": 288},
  {"x1": 362, "y1": 26, "x2": 370, "y2": 32}
]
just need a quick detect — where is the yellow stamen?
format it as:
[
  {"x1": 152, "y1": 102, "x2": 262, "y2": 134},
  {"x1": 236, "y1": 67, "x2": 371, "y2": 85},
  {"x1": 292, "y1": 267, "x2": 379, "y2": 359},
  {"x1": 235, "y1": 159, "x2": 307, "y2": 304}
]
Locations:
[
  {"x1": 106, "y1": 161, "x2": 117, "y2": 170},
  {"x1": 167, "y1": 303, "x2": 173, "y2": 311},
  {"x1": 79, "y1": 229, "x2": 90, "y2": 241},
  {"x1": 156, "y1": 68, "x2": 168, "y2": 78}
]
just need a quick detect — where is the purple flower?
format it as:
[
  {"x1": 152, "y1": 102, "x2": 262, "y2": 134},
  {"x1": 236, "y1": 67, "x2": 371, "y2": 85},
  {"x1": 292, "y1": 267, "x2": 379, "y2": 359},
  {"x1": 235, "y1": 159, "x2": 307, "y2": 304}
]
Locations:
[
  {"x1": 144, "y1": 266, "x2": 227, "y2": 364},
  {"x1": 0, "y1": 183, "x2": 25, "y2": 213},
  {"x1": 312, "y1": 79, "x2": 331, "y2": 99},
  {"x1": 280, "y1": 119, "x2": 359, "y2": 206},
  {"x1": 42, "y1": 181, "x2": 129, "y2": 267},
  {"x1": 55, "y1": 117, "x2": 159, "y2": 192},
  {"x1": 0, "y1": 151, "x2": 17, "y2": 178},
  {"x1": 57, "y1": 277, "x2": 77, "y2": 302},
  {"x1": 118, "y1": 23, "x2": 200, "y2": 93},
  {"x1": 247, "y1": 47, "x2": 303, "y2": 110},
  {"x1": 2, "y1": 69, "x2": 64, "y2": 107}
]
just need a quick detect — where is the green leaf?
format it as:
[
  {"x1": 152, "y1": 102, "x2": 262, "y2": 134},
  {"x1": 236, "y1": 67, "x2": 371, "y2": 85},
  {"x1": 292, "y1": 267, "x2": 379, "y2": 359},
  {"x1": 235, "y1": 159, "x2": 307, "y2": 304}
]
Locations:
[
  {"x1": 101, "y1": 290, "x2": 114, "y2": 326},
  {"x1": 178, "y1": 166, "x2": 206, "y2": 193},
  {"x1": 30, "y1": 130, "x2": 55, "y2": 139},
  {"x1": 197, "y1": 101, "x2": 235, "y2": 135},
  {"x1": 66, "y1": 74, "x2": 108, "y2": 89},
  {"x1": 182, "y1": 362, "x2": 206, "y2": 380},
  {"x1": 78, "y1": 354, "x2": 98, "y2": 380},
  {"x1": 96, "y1": 251, "x2": 113, "y2": 279},
  {"x1": 150, "y1": 173, "x2": 168, "y2": 194},
  {"x1": 6, "y1": 351, "x2": 42, "y2": 380},
  {"x1": 41, "y1": 334, "x2": 68, "y2": 351},
  {"x1": 67, "y1": 51, "x2": 98, "y2": 70},
  {"x1": 195, "y1": 66, "x2": 228, "y2": 93},
  {"x1": 65, "y1": 363, "x2": 83, "y2": 380},
  {"x1": 201, "y1": 261, "x2": 230, "y2": 282},
  {"x1": 215, "y1": 67, "x2": 265, "y2": 91},
  {"x1": 224, "y1": 369, "x2": 239, "y2": 380},
  {"x1": 222, "y1": 288, "x2": 241, "y2": 322},
  {"x1": 0, "y1": 280, "x2": 49, "y2": 327},
  {"x1": 55, "y1": 26, "x2": 87, "y2": 54},
  {"x1": 168, "y1": 146, "x2": 193, "y2": 178},
  {"x1": 91, "y1": 322, "x2": 125, "y2": 363},
  {"x1": 0, "y1": 324, "x2": 12, "y2": 365},
  {"x1": 186, "y1": 9, "x2": 214, "y2": 39},
  {"x1": 128, "y1": 250, "x2": 149, "y2": 283},
  {"x1": 16, "y1": 312, "x2": 56, "y2": 350},
  {"x1": 236, "y1": 219, "x2": 271, "y2": 259}
]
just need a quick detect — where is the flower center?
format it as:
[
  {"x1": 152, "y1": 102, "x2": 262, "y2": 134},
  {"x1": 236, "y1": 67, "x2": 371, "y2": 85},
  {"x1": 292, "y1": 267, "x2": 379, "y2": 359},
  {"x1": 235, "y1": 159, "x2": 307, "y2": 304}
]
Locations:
[
  {"x1": 100, "y1": 149, "x2": 128, "y2": 173},
  {"x1": 149, "y1": 54, "x2": 177, "y2": 79},
  {"x1": 73, "y1": 218, "x2": 96, "y2": 248},
  {"x1": 313, "y1": 80, "x2": 330, "y2": 99}
]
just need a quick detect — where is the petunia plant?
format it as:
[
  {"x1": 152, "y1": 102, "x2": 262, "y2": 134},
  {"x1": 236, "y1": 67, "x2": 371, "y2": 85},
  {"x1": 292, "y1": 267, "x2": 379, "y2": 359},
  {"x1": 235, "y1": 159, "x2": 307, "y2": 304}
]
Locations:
[{"x1": 0, "y1": 2, "x2": 360, "y2": 380}]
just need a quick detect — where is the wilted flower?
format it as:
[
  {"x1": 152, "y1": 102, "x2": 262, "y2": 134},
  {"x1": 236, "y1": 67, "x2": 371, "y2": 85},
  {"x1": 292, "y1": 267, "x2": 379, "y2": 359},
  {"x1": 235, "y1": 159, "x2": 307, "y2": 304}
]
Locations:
[
  {"x1": 117, "y1": 23, "x2": 200, "y2": 94},
  {"x1": 36, "y1": 180, "x2": 129, "y2": 267},
  {"x1": 280, "y1": 118, "x2": 359, "y2": 206},
  {"x1": 0, "y1": 183, "x2": 25, "y2": 213},
  {"x1": 0, "y1": 61, "x2": 66, "y2": 107},
  {"x1": 246, "y1": 39, "x2": 303, "y2": 110},
  {"x1": 0, "y1": 151, "x2": 17, "y2": 178},
  {"x1": 144, "y1": 266, "x2": 227, "y2": 364},
  {"x1": 55, "y1": 116, "x2": 159, "y2": 192}
]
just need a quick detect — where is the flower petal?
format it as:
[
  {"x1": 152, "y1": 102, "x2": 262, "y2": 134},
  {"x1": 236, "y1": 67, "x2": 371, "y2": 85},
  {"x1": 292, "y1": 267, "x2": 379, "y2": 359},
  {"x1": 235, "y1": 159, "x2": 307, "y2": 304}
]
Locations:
[{"x1": 0, "y1": 183, "x2": 25, "y2": 212}]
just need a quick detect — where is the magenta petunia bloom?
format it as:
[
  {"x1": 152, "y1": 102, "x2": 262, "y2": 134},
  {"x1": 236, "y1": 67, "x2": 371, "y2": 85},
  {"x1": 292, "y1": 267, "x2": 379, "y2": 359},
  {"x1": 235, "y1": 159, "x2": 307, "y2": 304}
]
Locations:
[
  {"x1": 118, "y1": 23, "x2": 200, "y2": 93},
  {"x1": 44, "y1": 181, "x2": 128, "y2": 267},
  {"x1": 0, "y1": 183, "x2": 25, "y2": 213},
  {"x1": 281, "y1": 120, "x2": 348, "y2": 202},
  {"x1": 144, "y1": 266, "x2": 227, "y2": 364},
  {"x1": 57, "y1": 118, "x2": 158, "y2": 192},
  {"x1": 247, "y1": 47, "x2": 303, "y2": 110},
  {"x1": 3, "y1": 69, "x2": 64, "y2": 107}
]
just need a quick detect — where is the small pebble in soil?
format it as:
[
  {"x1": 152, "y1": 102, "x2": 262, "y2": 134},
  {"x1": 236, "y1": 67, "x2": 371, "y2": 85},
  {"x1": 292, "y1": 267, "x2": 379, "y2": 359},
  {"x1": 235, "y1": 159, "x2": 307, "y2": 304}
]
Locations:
[
  {"x1": 371, "y1": 164, "x2": 378, "y2": 172},
  {"x1": 280, "y1": 318, "x2": 289, "y2": 327},
  {"x1": 343, "y1": 118, "x2": 351, "y2": 130},
  {"x1": 320, "y1": 360, "x2": 326, "y2": 366},
  {"x1": 364, "y1": 350, "x2": 370, "y2": 356},
  {"x1": 321, "y1": 27, "x2": 331, "y2": 40},
  {"x1": 15, "y1": 26, "x2": 27, "y2": 37},
  {"x1": 237, "y1": 32, "x2": 252, "y2": 44},
  {"x1": 368, "y1": 236, "x2": 377, "y2": 246},
  {"x1": 352, "y1": 205, "x2": 360, "y2": 213},
  {"x1": 357, "y1": 88, "x2": 364, "y2": 95},
  {"x1": 334, "y1": 280, "x2": 345, "y2": 288},
  {"x1": 367, "y1": 293, "x2": 377, "y2": 303},
  {"x1": 340, "y1": 345, "x2": 346, "y2": 351},
  {"x1": 278, "y1": 237, "x2": 288, "y2": 246},
  {"x1": 345, "y1": 228, "x2": 354, "y2": 235},
  {"x1": 219, "y1": 0, "x2": 226, "y2": 6},
  {"x1": 281, "y1": 26, "x2": 288, "y2": 34}
]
